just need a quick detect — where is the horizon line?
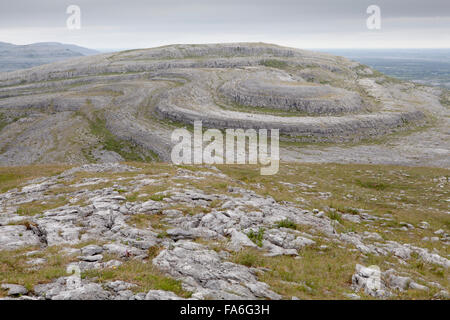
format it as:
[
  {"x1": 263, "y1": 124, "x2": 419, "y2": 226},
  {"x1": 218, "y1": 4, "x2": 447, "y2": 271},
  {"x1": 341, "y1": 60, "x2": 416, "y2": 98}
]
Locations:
[{"x1": 3, "y1": 41, "x2": 450, "y2": 51}]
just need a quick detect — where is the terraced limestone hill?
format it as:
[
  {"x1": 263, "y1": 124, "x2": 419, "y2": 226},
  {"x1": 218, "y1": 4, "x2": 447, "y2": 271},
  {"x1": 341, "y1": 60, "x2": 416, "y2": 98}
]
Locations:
[{"x1": 0, "y1": 43, "x2": 447, "y2": 166}]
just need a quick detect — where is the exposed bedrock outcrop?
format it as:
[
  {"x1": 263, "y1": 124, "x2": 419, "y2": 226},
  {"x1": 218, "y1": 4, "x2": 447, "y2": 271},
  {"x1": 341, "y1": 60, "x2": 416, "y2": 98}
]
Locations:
[
  {"x1": 219, "y1": 79, "x2": 363, "y2": 115},
  {"x1": 0, "y1": 163, "x2": 448, "y2": 299}
]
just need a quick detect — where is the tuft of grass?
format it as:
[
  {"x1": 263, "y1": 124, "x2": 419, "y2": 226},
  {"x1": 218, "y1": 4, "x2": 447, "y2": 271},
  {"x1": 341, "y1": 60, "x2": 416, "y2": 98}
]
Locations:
[
  {"x1": 233, "y1": 251, "x2": 261, "y2": 267},
  {"x1": 327, "y1": 211, "x2": 343, "y2": 224},
  {"x1": 247, "y1": 228, "x2": 265, "y2": 247},
  {"x1": 157, "y1": 231, "x2": 168, "y2": 239},
  {"x1": 149, "y1": 194, "x2": 165, "y2": 201},
  {"x1": 125, "y1": 192, "x2": 139, "y2": 202},
  {"x1": 167, "y1": 204, "x2": 212, "y2": 216},
  {"x1": 125, "y1": 183, "x2": 171, "y2": 203},
  {"x1": 355, "y1": 179, "x2": 389, "y2": 191},
  {"x1": 329, "y1": 203, "x2": 360, "y2": 215},
  {"x1": 343, "y1": 208, "x2": 359, "y2": 215},
  {"x1": 0, "y1": 173, "x2": 19, "y2": 190},
  {"x1": 127, "y1": 213, "x2": 166, "y2": 230},
  {"x1": 147, "y1": 246, "x2": 163, "y2": 259},
  {"x1": 275, "y1": 219, "x2": 297, "y2": 230}
]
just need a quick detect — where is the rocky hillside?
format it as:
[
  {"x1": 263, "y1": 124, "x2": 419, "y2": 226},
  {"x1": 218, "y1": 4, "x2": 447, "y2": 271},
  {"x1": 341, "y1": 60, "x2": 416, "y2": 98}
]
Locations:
[
  {"x1": 0, "y1": 42, "x2": 98, "y2": 72},
  {"x1": 0, "y1": 43, "x2": 447, "y2": 166},
  {"x1": 0, "y1": 162, "x2": 448, "y2": 300}
]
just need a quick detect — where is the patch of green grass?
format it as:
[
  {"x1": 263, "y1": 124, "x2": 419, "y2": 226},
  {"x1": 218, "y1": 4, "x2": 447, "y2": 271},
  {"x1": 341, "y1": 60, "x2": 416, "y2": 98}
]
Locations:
[
  {"x1": 78, "y1": 109, "x2": 158, "y2": 163},
  {"x1": 0, "y1": 172, "x2": 18, "y2": 188},
  {"x1": 0, "y1": 165, "x2": 69, "y2": 193},
  {"x1": 355, "y1": 179, "x2": 389, "y2": 191},
  {"x1": 327, "y1": 211, "x2": 343, "y2": 224},
  {"x1": 147, "y1": 246, "x2": 163, "y2": 259},
  {"x1": 275, "y1": 219, "x2": 297, "y2": 229},
  {"x1": 247, "y1": 228, "x2": 265, "y2": 247},
  {"x1": 233, "y1": 251, "x2": 262, "y2": 267},
  {"x1": 157, "y1": 231, "x2": 168, "y2": 239},
  {"x1": 16, "y1": 197, "x2": 68, "y2": 216},
  {"x1": 149, "y1": 194, "x2": 165, "y2": 201},
  {"x1": 329, "y1": 203, "x2": 360, "y2": 215},
  {"x1": 0, "y1": 246, "x2": 77, "y2": 295},
  {"x1": 82, "y1": 259, "x2": 191, "y2": 298},
  {"x1": 127, "y1": 213, "x2": 167, "y2": 230},
  {"x1": 125, "y1": 192, "x2": 139, "y2": 202}
]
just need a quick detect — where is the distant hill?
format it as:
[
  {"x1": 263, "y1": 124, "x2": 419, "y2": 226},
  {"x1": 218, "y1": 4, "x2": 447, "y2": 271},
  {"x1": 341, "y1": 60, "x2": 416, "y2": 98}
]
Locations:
[{"x1": 0, "y1": 42, "x2": 99, "y2": 72}]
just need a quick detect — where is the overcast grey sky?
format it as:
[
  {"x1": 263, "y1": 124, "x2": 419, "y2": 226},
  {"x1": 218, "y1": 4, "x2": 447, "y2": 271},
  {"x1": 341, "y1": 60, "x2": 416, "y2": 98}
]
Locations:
[{"x1": 0, "y1": 0, "x2": 449, "y2": 49}]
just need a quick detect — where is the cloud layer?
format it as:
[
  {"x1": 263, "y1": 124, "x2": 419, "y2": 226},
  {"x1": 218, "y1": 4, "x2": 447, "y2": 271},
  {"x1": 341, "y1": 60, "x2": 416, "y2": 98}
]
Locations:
[{"x1": 0, "y1": 0, "x2": 449, "y2": 49}]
